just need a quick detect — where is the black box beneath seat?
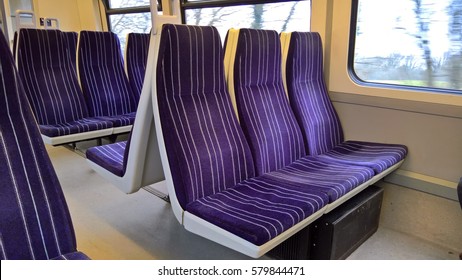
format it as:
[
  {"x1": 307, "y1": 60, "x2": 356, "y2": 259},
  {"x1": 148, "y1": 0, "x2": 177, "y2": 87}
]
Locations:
[
  {"x1": 309, "y1": 185, "x2": 384, "y2": 259},
  {"x1": 268, "y1": 185, "x2": 384, "y2": 260}
]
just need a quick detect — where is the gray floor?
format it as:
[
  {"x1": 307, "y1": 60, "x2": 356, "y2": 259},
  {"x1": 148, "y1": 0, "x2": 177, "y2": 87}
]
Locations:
[{"x1": 47, "y1": 143, "x2": 460, "y2": 260}]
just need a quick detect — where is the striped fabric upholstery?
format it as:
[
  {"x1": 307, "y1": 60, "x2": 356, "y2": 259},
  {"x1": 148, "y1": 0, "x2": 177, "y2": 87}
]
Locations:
[
  {"x1": 157, "y1": 24, "x2": 328, "y2": 245},
  {"x1": 126, "y1": 32, "x2": 150, "y2": 98},
  {"x1": 78, "y1": 31, "x2": 138, "y2": 124},
  {"x1": 232, "y1": 29, "x2": 306, "y2": 176},
  {"x1": 260, "y1": 157, "x2": 374, "y2": 202},
  {"x1": 51, "y1": 251, "x2": 90, "y2": 260},
  {"x1": 97, "y1": 112, "x2": 136, "y2": 128},
  {"x1": 157, "y1": 24, "x2": 255, "y2": 207},
  {"x1": 284, "y1": 32, "x2": 343, "y2": 155},
  {"x1": 16, "y1": 28, "x2": 113, "y2": 137},
  {"x1": 186, "y1": 176, "x2": 328, "y2": 246},
  {"x1": 86, "y1": 141, "x2": 128, "y2": 177},
  {"x1": 0, "y1": 29, "x2": 88, "y2": 260},
  {"x1": 318, "y1": 141, "x2": 408, "y2": 173},
  {"x1": 284, "y1": 32, "x2": 407, "y2": 173},
  {"x1": 229, "y1": 28, "x2": 375, "y2": 201},
  {"x1": 63, "y1": 31, "x2": 78, "y2": 71}
]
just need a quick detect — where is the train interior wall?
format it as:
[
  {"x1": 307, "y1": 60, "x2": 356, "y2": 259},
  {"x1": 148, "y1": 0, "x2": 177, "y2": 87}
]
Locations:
[{"x1": 314, "y1": 0, "x2": 462, "y2": 252}]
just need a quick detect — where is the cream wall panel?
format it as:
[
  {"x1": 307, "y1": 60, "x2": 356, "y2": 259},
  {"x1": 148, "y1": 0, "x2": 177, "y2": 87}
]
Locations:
[
  {"x1": 77, "y1": 0, "x2": 103, "y2": 31},
  {"x1": 333, "y1": 101, "x2": 462, "y2": 183},
  {"x1": 34, "y1": 0, "x2": 81, "y2": 31},
  {"x1": 310, "y1": 0, "x2": 462, "y2": 185}
]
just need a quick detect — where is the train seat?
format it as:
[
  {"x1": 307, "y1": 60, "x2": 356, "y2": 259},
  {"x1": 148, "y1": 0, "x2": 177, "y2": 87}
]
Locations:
[
  {"x1": 16, "y1": 28, "x2": 113, "y2": 146},
  {"x1": 225, "y1": 28, "x2": 377, "y2": 210},
  {"x1": 0, "y1": 29, "x2": 89, "y2": 260},
  {"x1": 154, "y1": 24, "x2": 331, "y2": 257},
  {"x1": 86, "y1": 31, "x2": 164, "y2": 194},
  {"x1": 125, "y1": 32, "x2": 150, "y2": 98},
  {"x1": 280, "y1": 31, "x2": 407, "y2": 174},
  {"x1": 78, "y1": 31, "x2": 138, "y2": 134},
  {"x1": 87, "y1": 141, "x2": 128, "y2": 176}
]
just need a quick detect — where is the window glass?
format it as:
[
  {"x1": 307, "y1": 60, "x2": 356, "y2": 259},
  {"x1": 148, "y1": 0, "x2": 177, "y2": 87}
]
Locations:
[
  {"x1": 185, "y1": 1, "x2": 310, "y2": 41},
  {"x1": 353, "y1": 0, "x2": 462, "y2": 91},
  {"x1": 109, "y1": 12, "x2": 151, "y2": 51},
  {"x1": 109, "y1": 0, "x2": 150, "y2": 9}
]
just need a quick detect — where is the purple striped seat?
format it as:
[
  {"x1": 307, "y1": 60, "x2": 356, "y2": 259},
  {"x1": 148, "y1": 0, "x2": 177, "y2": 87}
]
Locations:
[
  {"x1": 260, "y1": 156, "x2": 374, "y2": 202},
  {"x1": 86, "y1": 141, "x2": 128, "y2": 177},
  {"x1": 78, "y1": 31, "x2": 138, "y2": 128},
  {"x1": 51, "y1": 252, "x2": 91, "y2": 260},
  {"x1": 228, "y1": 28, "x2": 374, "y2": 202},
  {"x1": 16, "y1": 29, "x2": 113, "y2": 140},
  {"x1": 126, "y1": 32, "x2": 150, "y2": 98},
  {"x1": 231, "y1": 29, "x2": 306, "y2": 176},
  {"x1": 283, "y1": 32, "x2": 407, "y2": 173},
  {"x1": 63, "y1": 31, "x2": 78, "y2": 71},
  {"x1": 157, "y1": 24, "x2": 328, "y2": 247},
  {"x1": 186, "y1": 176, "x2": 328, "y2": 246},
  {"x1": 39, "y1": 118, "x2": 113, "y2": 137},
  {"x1": 97, "y1": 112, "x2": 136, "y2": 127},
  {"x1": 0, "y1": 29, "x2": 89, "y2": 260}
]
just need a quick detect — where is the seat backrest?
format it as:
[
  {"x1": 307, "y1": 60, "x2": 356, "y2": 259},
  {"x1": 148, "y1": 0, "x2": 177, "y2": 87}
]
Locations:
[
  {"x1": 125, "y1": 32, "x2": 150, "y2": 98},
  {"x1": 156, "y1": 24, "x2": 255, "y2": 208},
  {"x1": 0, "y1": 29, "x2": 78, "y2": 260},
  {"x1": 17, "y1": 28, "x2": 90, "y2": 125},
  {"x1": 282, "y1": 32, "x2": 344, "y2": 155},
  {"x1": 228, "y1": 28, "x2": 306, "y2": 176},
  {"x1": 78, "y1": 31, "x2": 138, "y2": 117},
  {"x1": 63, "y1": 31, "x2": 78, "y2": 72}
]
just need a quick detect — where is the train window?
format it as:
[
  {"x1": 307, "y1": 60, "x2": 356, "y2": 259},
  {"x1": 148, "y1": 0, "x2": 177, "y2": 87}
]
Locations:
[
  {"x1": 108, "y1": 0, "x2": 151, "y2": 9},
  {"x1": 182, "y1": 0, "x2": 311, "y2": 41},
  {"x1": 109, "y1": 12, "x2": 151, "y2": 49},
  {"x1": 103, "y1": 0, "x2": 311, "y2": 51},
  {"x1": 102, "y1": 0, "x2": 155, "y2": 52},
  {"x1": 350, "y1": 0, "x2": 462, "y2": 93}
]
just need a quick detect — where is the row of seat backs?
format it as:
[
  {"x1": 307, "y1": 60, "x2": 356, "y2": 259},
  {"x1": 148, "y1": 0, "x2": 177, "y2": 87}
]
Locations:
[
  {"x1": 224, "y1": 29, "x2": 407, "y2": 175},
  {"x1": 0, "y1": 28, "x2": 88, "y2": 260},
  {"x1": 154, "y1": 24, "x2": 407, "y2": 255},
  {"x1": 84, "y1": 3, "x2": 180, "y2": 194},
  {"x1": 155, "y1": 25, "x2": 345, "y2": 257},
  {"x1": 86, "y1": 31, "x2": 165, "y2": 194},
  {"x1": 15, "y1": 29, "x2": 147, "y2": 141},
  {"x1": 14, "y1": 29, "x2": 149, "y2": 97},
  {"x1": 157, "y1": 26, "x2": 344, "y2": 208}
]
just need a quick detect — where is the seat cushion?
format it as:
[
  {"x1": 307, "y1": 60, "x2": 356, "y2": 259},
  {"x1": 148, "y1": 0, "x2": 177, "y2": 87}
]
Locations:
[
  {"x1": 186, "y1": 176, "x2": 329, "y2": 246},
  {"x1": 51, "y1": 251, "x2": 90, "y2": 260},
  {"x1": 318, "y1": 141, "x2": 408, "y2": 174},
  {"x1": 96, "y1": 112, "x2": 136, "y2": 128},
  {"x1": 259, "y1": 156, "x2": 375, "y2": 202},
  {"x1": 39, "y1": 117, "x2": 113, "y2": 137},
  {"x1": 86, "y1": 141, "x2": 127, "y2": 177}
]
